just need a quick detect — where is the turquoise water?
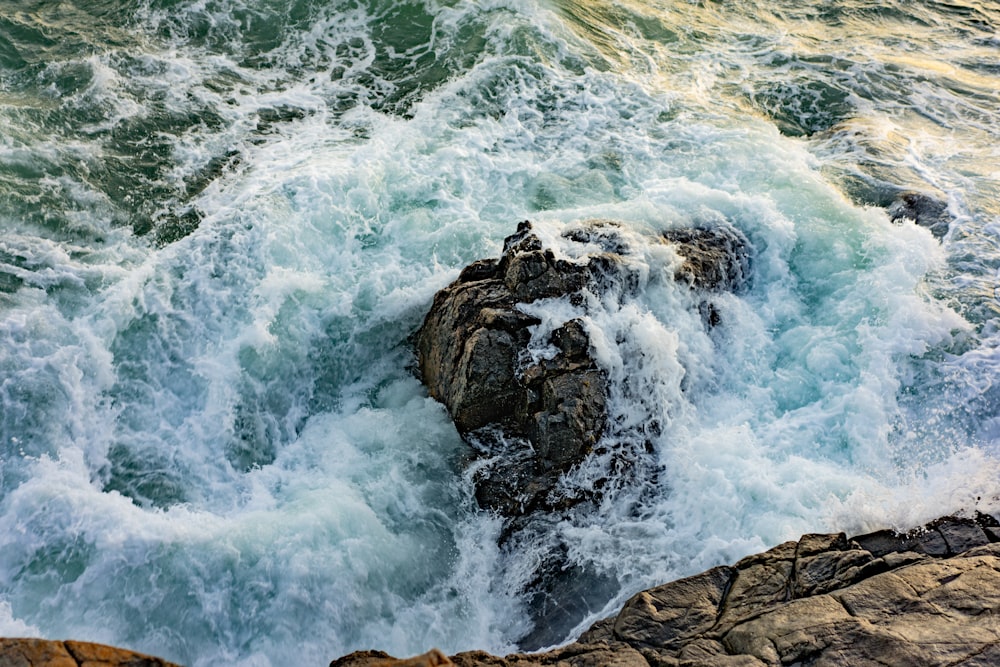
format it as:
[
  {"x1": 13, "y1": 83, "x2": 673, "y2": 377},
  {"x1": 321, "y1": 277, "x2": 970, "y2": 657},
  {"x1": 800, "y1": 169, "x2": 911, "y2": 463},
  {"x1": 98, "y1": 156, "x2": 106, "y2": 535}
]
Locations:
[{"x1": 1, "y1": 0, "x2": 999, "y2": 664}]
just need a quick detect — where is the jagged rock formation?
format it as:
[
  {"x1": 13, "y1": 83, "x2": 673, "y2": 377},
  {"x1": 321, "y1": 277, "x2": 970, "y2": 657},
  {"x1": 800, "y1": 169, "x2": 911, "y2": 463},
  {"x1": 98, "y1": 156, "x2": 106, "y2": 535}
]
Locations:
[
  {"x1": 662, "y1": 226, "x2": 752, "y2": 293},
  {"x1": 415, "y1": 218, "x2": 752, "y2": 648},
  {"x1": 330, "y1": 513, "x2": 1000, "y2": 667},
  {"x1": 0, "y1": 638, "x2": 180, "y2": 667},
  {"x1": 416, "y1": 221, "x2": 612, "y2": 516},
  {"x1": 415, "y1": 220, "x2": 751, "y2": 517}
]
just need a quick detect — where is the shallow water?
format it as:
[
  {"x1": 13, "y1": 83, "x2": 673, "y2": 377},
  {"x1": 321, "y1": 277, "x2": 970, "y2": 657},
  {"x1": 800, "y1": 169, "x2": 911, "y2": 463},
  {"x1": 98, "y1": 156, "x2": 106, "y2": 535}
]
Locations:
[{"x1": 1, "y1": 0, "x2": 999, "y2": 664}]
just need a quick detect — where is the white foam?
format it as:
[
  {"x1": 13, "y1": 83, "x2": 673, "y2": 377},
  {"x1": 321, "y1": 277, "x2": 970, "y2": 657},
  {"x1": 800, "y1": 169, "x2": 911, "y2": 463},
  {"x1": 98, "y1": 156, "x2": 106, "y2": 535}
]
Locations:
[
  {"x1": 1, "y1": 0, "x2": 999, "y2": 662},
  {"x1": 0, "y1": 600, "x2": 40, "y2": 638}
]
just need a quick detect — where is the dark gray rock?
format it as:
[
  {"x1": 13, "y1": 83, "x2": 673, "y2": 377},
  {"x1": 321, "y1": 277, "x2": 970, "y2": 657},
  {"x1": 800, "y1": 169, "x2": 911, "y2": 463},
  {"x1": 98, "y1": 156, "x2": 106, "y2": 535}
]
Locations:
[
  {"x1": 931, "y1": 515, "x2": 993, "y2": 555},
  {"x1": 516, "y1": 558, "x2": 622, "y2": 651},
  {"x1": 888, "y1": 191, "x2": 951, "y2": 238},
  {"x1": 851, "y1": 514, "x2": 996, "y2": 558},
  {"x1": 416, "y1": 221, "x2": 615, "y2": 517},
  {"x1": 413, "y1": 218, "x2": 753, "y2": 651},
  {"x1": 416, "y1": 220, "x2": 752, "y2": 518},
  {"x1": 835, "y1": 174, "x2": 952, "y2": 240},
  {"x1": 663, "y1": 225, "x2": 752, "y2": 292}
]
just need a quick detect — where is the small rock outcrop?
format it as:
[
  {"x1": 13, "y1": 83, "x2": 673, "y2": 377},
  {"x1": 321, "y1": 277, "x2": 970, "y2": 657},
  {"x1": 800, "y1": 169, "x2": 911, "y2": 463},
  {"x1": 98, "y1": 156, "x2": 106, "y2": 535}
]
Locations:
[
  {"x1": 415, "y1": 220, "x2": 751, "y2": 517},
  {"x1": 662, "y1": 225, "x2": 752, "y2": 292},
  {"x1": 0, "y1": 638, "x2": 180, "y2": 667},
  {"x1": 331, "y1": 512, "x2": 1000, "y2": 667},
  {"x1": 416, "y1": 221, "x2": 611, "y2": 516}
]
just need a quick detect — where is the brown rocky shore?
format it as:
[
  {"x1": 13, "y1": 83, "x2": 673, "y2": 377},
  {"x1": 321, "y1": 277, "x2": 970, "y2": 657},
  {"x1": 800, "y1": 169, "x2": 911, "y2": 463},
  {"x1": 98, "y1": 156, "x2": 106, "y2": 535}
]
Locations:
[
  {"x1": 0, "y1": 638, "x2": 180, "y2": 666},
  {"x1": 332, "y1": 512, "x2": 1000, "y2": 667}
]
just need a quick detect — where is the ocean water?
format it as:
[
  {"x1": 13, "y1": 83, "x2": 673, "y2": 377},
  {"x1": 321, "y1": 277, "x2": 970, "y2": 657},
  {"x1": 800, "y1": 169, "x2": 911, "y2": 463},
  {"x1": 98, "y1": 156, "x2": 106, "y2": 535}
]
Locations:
[{"x1": 1, "y1": 0, "x2": 999, "y2": 664}]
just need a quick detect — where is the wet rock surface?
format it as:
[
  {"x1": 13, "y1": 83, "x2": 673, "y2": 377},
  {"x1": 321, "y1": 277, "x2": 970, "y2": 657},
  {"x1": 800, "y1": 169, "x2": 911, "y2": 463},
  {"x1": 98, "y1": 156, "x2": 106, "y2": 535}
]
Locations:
[
  {"x1": 415, "y1": 221, "x2": 611, "y2": 516},
  {"x1": 662, "y1": 225, "x2": 752, "y2": 293},
  {"x1": 415, "y1": 220, "x2": 752, "y2": 518},
  {"x1": 415, "y1": 219, "x2": 753, "y2": 648},
  {"x1": 331, "y1": 513, "x2": 1000, "y2": 667},
  {"x1": 888, "y1": 191, "x2": 951, "y2": 239}
]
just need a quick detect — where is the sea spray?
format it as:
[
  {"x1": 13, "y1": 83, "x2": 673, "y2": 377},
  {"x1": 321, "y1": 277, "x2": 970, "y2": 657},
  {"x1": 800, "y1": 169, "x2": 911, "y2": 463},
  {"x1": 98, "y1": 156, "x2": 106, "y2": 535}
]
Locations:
[{"x1": 0, "y1": 0, "x2": 998, "y2": 664}]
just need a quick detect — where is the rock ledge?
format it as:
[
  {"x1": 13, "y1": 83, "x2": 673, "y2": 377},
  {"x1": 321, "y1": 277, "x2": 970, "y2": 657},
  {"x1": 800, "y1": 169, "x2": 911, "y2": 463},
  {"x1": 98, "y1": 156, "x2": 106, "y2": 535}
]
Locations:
[
  {"x1": 0, "y1": 638, "x2": 180, "y2": 667},
  {"x1": 331, "y1": 512, "x2": 1000, "y2": 667}
]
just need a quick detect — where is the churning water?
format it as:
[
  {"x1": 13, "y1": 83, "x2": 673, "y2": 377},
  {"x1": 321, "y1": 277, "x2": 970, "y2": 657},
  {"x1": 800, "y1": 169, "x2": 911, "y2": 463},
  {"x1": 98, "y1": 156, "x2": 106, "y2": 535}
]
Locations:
[{"x1": 1, "y1": 0, "x2": 999, "y2": 664}]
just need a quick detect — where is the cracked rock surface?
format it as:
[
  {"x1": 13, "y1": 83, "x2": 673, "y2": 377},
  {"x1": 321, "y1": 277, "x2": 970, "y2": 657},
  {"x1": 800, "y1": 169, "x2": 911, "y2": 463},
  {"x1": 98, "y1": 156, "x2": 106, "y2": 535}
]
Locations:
[
  {"x1": 0, "y1": 638, "x2": 180, "y2": 667},
  {"x1": 330, "y1": 513, "x2": 1000, "y2": 667}
]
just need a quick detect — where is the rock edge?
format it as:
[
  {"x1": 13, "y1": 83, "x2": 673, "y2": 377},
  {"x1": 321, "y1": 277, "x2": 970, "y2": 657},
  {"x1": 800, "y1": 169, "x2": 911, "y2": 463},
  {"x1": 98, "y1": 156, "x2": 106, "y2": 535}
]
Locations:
[
  {"x1": 331, "y1": 512, "x2": 1000, "y2": 667},
  {"x1": 0, "y1": 638, "x2": 181, "y2": 667}
]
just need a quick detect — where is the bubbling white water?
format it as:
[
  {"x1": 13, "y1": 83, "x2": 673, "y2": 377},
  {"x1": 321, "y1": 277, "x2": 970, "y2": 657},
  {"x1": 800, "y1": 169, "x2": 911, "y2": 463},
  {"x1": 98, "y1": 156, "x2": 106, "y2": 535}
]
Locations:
[{"x1": 1, "y1": 0, "x2": 999, "y2": 664}]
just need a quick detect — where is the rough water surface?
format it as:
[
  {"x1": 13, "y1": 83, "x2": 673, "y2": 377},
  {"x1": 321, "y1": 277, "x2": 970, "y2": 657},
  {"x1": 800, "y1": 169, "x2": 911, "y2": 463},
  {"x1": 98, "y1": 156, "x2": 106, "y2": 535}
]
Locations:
[{"x1": 0, "y1": 1, "x2": 999, "y2": 665}]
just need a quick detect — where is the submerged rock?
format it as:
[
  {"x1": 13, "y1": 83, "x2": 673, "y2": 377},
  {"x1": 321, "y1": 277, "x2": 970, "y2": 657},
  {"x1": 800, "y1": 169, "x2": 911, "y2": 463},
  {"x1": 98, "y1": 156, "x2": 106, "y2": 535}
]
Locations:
[
  {"x1": 833, "y1": 169, "x2": 952, "y2": 240},
  {"x1": 888, "y1": 191, "x2": 951, "y2": 239},
  {"x1": 415, "y1": 220, "x2": 752, "y2": 518},
  {"x1": 330, "y1": 513, "x2": 1000, "y2": 667}
]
